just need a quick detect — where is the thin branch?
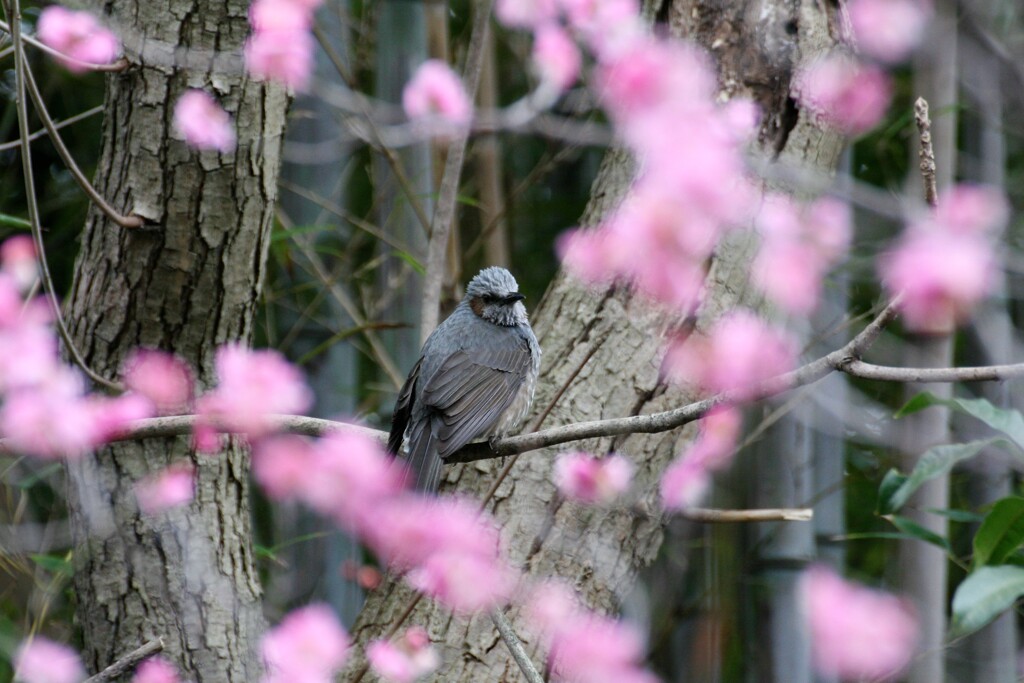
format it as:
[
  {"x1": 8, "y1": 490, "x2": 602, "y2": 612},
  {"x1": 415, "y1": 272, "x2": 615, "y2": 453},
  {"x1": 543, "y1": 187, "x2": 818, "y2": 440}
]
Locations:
[
  {"x1": 8, "y1": 0, "x2": 123, "y2": 393},
  {"x1": 839, "y1": 360, "x2": 1024, "y2": 383},
  {"x1": 21, "y1": 49, "x2": 144, "y2": 229},
  {"x1": 679, "y1": 507, "x2": 813, "y2": 522},
  {"x1": 490, "y1": 608, "x2": 546, "y2": 683},
  {"x1": 82, "y1": 639, "x2": 164, "y2": 683},
  {"x1": 0, "y1": 104, "x2": 103, "y2": 152},
  {"x1": 914, "y1": 97, "x2": 939, "y2": 208},
  {"x1": 419, "y1": 0, "x2": 495, "y2": 339},
  {"x1": 0, "y1": 18, "x2": 129, "y2": 72}
]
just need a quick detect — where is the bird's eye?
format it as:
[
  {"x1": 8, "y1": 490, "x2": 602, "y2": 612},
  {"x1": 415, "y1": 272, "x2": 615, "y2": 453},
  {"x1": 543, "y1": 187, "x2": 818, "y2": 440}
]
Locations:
[{"x1": 482, "y1": 294, "x2": 497, "y2": 304}]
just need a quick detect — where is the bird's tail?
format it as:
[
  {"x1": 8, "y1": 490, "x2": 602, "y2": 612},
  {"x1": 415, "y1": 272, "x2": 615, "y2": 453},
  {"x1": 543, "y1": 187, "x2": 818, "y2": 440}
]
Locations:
[{"x1": 404, "y1": 421, "x2": 443, "y2": 493}]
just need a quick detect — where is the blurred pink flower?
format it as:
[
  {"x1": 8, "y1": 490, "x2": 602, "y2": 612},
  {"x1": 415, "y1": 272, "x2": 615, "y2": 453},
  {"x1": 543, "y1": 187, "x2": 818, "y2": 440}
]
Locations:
[
  {"x1": 660, "y1": 456, "x2": 710, "y2": 510},
  {"x1": 801, "y1": 565, "x2": 918, "y2": 681},
  {"x1": 249, "y1": 0, "x2": 316, "y2": 31},
  {"x1": 36, "y1": 6, "x2": 119, "y2": 72},
  {"x1": 124, "y1": 349, "x2": 193, "y2": 414},
  {"x1": 173, "y1": 90, "x2": 235, "y2": 152},
  {"x1": 533, "y1": 25, "x2": 581, "y2": 91},
  {"x1": 131, "y1": 657, "x2": 180, "y2": 683},
  {"x1": 407, "y1": 551, "x2": 518, "y2": 613},
  {"x1": 688, "y1": 405, "x2": 741, "y2": 472},
  {"x1": 252, "y1": 434, "x2": 317, "y2": 501},
  {"x1": 933, "y1": 184, "x2": 1009, "y2": 235},
  {"x1": 560, "y1": 0, "x2": 641, "y2": 56},
  {"x1": 796, "y1": 55, "x2": 891, "y2": 136},
  {"x1": 495, "y1": 0, "x2": 557, "y2": 28},
  {"x1": 664, "y1": 311, "x2": 797, "y2": 399},
  {"x1": 245, "y1": 29, "x2": 314, "y2": 91},
  {"x1": 14, "y1": 637, "x2": 85, "y2": 683},
  {"x1": 195, "y1": 345, "x2": 312, "y2": 440},
  {"x1": 88, "y1": 392, "x2": 152, "y2": 443},
  {"x1": 402, "y1": 60, "x2": 472, "y2": 127},
  {"x1": 261, "y1": 604, "x2": 350, "y2": 683},
  {"x1": 880, "y1": 230, "x2": 995, "y2": 334},
  {"x1": 1, "y1": 235, "x2": 37, "y2": 291},
  {"x1": 135, "y1": 464, "x2": 195, "y2": 515},
  {"x1": 554, "y1": 452, "x2": 633, "y2": 504},
  {"x1": 849, "y1": 0, "x2": 931, "y2": 63},
  {"x1": 1, "y1": 371, "x2": 101, "y2": 459},
  {"x1": 366, "y1": 627, "x2": 440, "y2": 683},
  {"x1": 0, "y1": 323, "x2": 60, "y2": 390}
]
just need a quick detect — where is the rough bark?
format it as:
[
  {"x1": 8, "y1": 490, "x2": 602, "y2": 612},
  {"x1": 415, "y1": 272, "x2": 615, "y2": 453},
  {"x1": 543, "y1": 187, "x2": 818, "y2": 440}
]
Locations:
[
  {"x1": 63, "y1": 1, "x2": 289, "y2": 680},
  {"x1": 345, "y1": 1, "x2": 844, "y2": 680}
]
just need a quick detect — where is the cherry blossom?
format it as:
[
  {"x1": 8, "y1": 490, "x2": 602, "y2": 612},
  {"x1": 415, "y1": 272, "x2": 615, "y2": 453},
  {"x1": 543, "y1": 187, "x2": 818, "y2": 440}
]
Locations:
[
  {"x1": 14, "y1": 637, "x2": 85, "y2": 683},
  {"x1": 252, "y1": 434, "x2": 318, "y2": 501},
  {"x1": 660, "y1": 456, "x2": 711, "y2": 510},
  {"x1": 1, "y1": 235, "x2": 38, "y2": 290},
  {"x1": 36, "y1": 6, "x2": 119, "y2": 72},
  {"x1": 135, "y1": 463, "x2": 196, "y2": 515},
  {"x1": 533, "y1": 24, "x2": 581, "y2": 91},
  {"x1": 849, "y1": 0, "x2": 932, "y2": 63},
  {"x1": 796, "y1": 54, "x2": 891, "y2": 136},
  {"x1": 249, "y1": 0, "x2": 316, "y2": 31},
  {"x1": 801, "y1": 565, "x2": 918, "y2": 681},
  {"x1": 367, "y1": 627, "x2": 440, "y2": 683},
  {"x1": 554, "y1": 452, "x2": 633, "y2": 504},
  {"x1": 173, "y1": 90, "x2": 236, "y2": 152},
  {"x1": 123, "y1": 349, "x2": 193, "y2": 414},
  {"x1": 245, "y1": 29, "x2": 315, "y2": 91},
  {"x1": 261, "y1": 604, "x2": 350, "y2": 683},
  {"x1": 402, "y1": 60, "x2": 472, "y2": 127},
  {"x1": 494, "y1": 0, "x2": 558, "y2": 28},
  {"x1": 131, "y1": 657, "x2": 181, "y2": 683},
  {"x1": 408, "y1": 550, "x2": 518, "y2": 613},
  {"x1": 932, "y1": 184, "x2": 1009, "y2": 235}
]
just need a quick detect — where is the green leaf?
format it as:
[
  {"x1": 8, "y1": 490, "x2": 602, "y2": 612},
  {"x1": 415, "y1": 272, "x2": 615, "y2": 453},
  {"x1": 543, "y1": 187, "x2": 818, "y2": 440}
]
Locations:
[
  {"x1": 29, "y1": 552, "x2": 71, "y2": 575},
  {"x1": 877, "y1": 469, "x2": 908, "y2": 515},
  {"x1": 0, "y1": 214, "x2": 31, "y2": 229},
  {"x1": 926, "y1": 508, "x2": 984, "y2": 523},
  {"x1": 879, "y1": 439, "x2": 1001, "y2": 514},
  {"x1": 897, "y1": 393, "x2": 1024, "y2": 453},
  {"x1": 889, "y1": 515, "x2": 951, "y2": 552},
  {"x1": 973, "y1": 497, "x2": 1024, "y2": 569},
  {"x1": 951, "y1": 565, "x2": 1024, "y2": 637}
]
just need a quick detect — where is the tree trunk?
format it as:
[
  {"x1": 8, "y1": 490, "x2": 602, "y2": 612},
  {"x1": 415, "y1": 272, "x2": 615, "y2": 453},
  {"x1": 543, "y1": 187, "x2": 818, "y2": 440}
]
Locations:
[
  {"x1": 63, "y1": 2, "x2": 289, "y2": 680},
  {"x1": 346, "y1": 1, "x2": 845, "y2": 679}
]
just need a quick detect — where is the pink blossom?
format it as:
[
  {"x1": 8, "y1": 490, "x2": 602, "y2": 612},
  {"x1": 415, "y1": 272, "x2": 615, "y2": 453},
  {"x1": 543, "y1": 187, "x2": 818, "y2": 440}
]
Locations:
[
  {"x1": 796, "y1": 55, "x2": 891, "y2": 136},
  {"x1": 36, "y1": 6, "x2": 119, "y2": 72},
  {"x1": 407, "y1": 551, "x2": 518, "y2": 613},
  {"x1": 366, "y1": 628, "x2": 440, "y2": 683},
  {"x1": 173, "y1": 90, "x2": 235, "y2": 152},
  {"x1": 880, "y1": 230, "x2": 995, "y2": 333},
  {"x1": 245, "y1": 29, "x2": 314, "y2": 91},
  {"x1": 0, "y1": 323, "x2": 60, "y2": 390},
  {"x1": 659, "y1": 456, "x2": 711, "y2": 510},
  {"x1": 663, "y1": 312, "x2": 797, "y2": 399},
  {"x1": 249, "y1": 0, "x2": 316, "y2": 31},
  {"x1": 801, "y1": 565, "x2": 918, "y2": 681},
  {"x1": 135, "y1": 464, "x2": 195, "y2": 515},
  {"x1": 131, "y1": 657, "x2": 180, "y2": 683},
  {"x1": 195, "y1": 344, "x2": 312, "y2": 440},
  {"x1": 495, "y1": 0, "x2": 557, "y2": 28},
  {"x1": 124, "y1": 349, "x2": 193, "y2": 414},
  {"x1": 402, "y1": 60, "x2": 472, "y2": 127},
  {"x1": 297, "y1": 431, "x2": 405, "y2": 527},
  {"x1": 849, "y1": 0, "x2": 931, "y2": 63},
  {"x1": 933, "y1": 184, "x2": 1009, "y2": 235},
  {"x1": 560, "y1": 0, "x2": 641, "y2": 56},
  {"x1": 261, "y1": 604, "x2": 350, "y2": 683},
  {"x1": 1, "y1": 235, "x2": 37, "y2": 290},
  {"x1": 533, "y1": 25, "x2": 581, "y2": 91},
  {"x1": 88, "y1": 393, "x2": 153, "y2": 443},
  {"x1": 14, "y1": 637, "x2": 85, "y2": 683},
  {"x1": 554, "y1": 452, "x2": 633, "y2": 504},
  {"x1": 1, "y1": 371, "x2": 102, "y2": 459},
  {"x1": 252, "y1": 434, "x2": 317, "y2": 501},
  {"x1": 688, "y1": 406, "x2": 741, "y2": 472}
]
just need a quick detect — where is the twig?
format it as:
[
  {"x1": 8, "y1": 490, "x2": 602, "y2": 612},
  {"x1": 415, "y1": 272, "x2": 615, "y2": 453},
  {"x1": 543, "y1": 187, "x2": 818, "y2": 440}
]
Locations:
[
  {"x1": 82, "y1": 638, "x2": 164, "y2": 683},
  {"x1": 491, "y1": 608, "x2": 545, "y2": 683},
  {"x1": 0, "y1": 18, "x2": 128, "y2": 72},
  {"x1": 914, "y1": 97, "x2": 938, "y2": 208},
  {"x1": 8, "y1": 0, "x2": 123, "y2": 393},
  {"x1": 679, "y1": 507, "x2": 813, "y2": 522},
  {"x1": 0, "y1": 104, "x2": 103, "y2": 152},
  {"x1": 21, "y1": 51, "x2": 144, "y2": 228},
  {"x1": 839, "y1": 360, "x2": 1024, "y2": 383},
  {"x1": 419, "y1": 0, "x2": 495, "y2": 340}
]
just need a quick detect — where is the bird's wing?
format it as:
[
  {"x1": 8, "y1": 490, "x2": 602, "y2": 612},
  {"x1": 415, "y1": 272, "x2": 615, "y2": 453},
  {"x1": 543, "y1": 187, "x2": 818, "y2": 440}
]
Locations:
[
  {"x1": 421, "y1": 339, "x2": 533, "y2": 457},
  {"x1": 388, "y1": 356, "x2": 422, "y2": 455}
]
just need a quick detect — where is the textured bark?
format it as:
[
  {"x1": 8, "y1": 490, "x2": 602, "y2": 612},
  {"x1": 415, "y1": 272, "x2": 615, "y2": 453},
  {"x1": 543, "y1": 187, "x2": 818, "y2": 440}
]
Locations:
[
  {"x1": 63, "y1": 1, "x2": 288, "y2": 680},
  {"x1": 346, "y1": 1, "x2": 844, "y2": 680}
]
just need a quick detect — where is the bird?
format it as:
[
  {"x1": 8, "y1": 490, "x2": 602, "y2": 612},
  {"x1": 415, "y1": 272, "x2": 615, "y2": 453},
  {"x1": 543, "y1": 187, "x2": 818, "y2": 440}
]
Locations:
[{"x1": 388, "y1": 267, "x2": 541, "y2": 492}]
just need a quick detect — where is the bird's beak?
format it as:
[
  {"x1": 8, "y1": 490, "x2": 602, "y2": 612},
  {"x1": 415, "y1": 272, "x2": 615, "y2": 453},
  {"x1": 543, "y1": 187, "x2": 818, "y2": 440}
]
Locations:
[{"x1": 503, "y1": 293, "x2": 526, "y2": 304}]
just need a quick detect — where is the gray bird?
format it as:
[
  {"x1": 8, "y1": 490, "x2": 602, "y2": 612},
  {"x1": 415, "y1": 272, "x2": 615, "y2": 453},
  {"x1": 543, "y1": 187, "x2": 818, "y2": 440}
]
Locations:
[{"x1": 388, "y1": 267, "x2": 541, "y2": 492}]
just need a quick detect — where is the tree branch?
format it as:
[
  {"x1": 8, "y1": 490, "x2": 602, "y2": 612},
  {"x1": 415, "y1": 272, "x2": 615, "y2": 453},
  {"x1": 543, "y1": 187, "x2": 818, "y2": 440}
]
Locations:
[
  {"x1": 490, "y1": 609, "x2": 546, "y2": 683},
  {"x1": 679, "y1": 507, "x2": 813, "y2": 522},
  {"x1": 0, "y1": 104, "x2": 103, "y2": 153},
  {"x1": 0, "y1": 18, "x2": 129, "y2": 72},
  {"x1": 915, "y1": 97, "x2": 939, "y2": 208},
  {"x1": 82, "y1": 639, "x2": 163, "y2": 683}
]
